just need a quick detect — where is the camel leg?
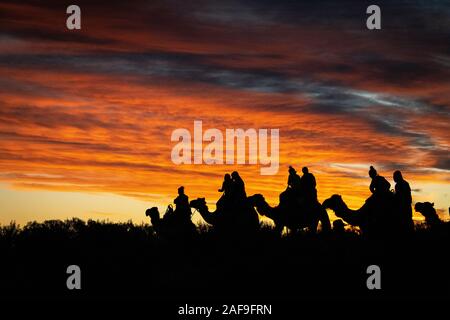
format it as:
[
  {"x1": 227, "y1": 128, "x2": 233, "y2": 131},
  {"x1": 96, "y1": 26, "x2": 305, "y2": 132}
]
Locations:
[
  {"x1": 274, "y1": 222, "x2": 284, "y2": 236},
  {"x1": 318, "y1": 207, "x2": 331, "y2": 232},
  {"x1": 310, "y1": 218, "x2": 319, "y2": 233}
]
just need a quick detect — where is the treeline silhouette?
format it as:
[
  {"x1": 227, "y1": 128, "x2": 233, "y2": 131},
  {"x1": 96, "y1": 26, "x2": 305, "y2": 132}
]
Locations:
[
  {"x1": 0, "y1": 218, "x2": 448, "y2": 300},
  {"x1": 1, "y1": 166, "x2": 449, "y2": 300}
]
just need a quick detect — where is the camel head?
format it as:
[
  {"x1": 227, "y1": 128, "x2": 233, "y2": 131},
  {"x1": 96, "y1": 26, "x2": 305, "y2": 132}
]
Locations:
[
  {"x1": 322, "y1": 194, "x2": 346, "y2": 214},
  {"x1": 145, "y1": 207, "x2": 160, "y2": 224},
  {"x1": 415, "y1": 202, "x2": 439, "y2": 223},
  {"x1": 190, "y1": 198, "x2": 207, "y2": 211},
  {"x1": 414, "y1": 201, "x2": 434, "y2": 214}
]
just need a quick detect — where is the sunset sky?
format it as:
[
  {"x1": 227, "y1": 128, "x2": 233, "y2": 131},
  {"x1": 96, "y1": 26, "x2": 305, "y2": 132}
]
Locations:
[{"x1": 0, "y1": 0, "x2": 449, "y2": 225}]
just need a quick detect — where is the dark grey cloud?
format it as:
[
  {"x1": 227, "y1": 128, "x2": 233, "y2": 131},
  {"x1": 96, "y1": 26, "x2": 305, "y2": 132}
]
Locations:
[
  {"x1": 1, "y1": 50, "x2": 447, "y2": 160},
  {"x1": 0, "y1": 0, "x2": 448, "y2": 173},
  {"x1": 430, "y1": 149, "x2": 450, "y2": 171}
]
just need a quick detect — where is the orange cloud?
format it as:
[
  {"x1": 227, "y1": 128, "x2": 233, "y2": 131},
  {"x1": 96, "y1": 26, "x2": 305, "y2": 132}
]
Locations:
[{"x1": 0, "y1": 1, "x2": 448, "y2": 224}]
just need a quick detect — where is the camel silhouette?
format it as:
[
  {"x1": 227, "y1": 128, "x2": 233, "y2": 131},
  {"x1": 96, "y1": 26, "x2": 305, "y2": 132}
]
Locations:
[
  {"x1": 415, "y1": 202, "x2": 442, "y2": 227},
  {"x1": 248, "y1": 188, "x2": 331, "y2": 234},
  {"x1": 146, "y1": 168, "x2": 441, "y2": 241},
  {"x1": 145, "y1": 205, "x2": 196, "y2": 240},
  {"x1": 189, "y1": 196, "x2": 260, "y2": 235},
  {"x1": 322, "y1": 193, "x2": 399, "y2": 239}
]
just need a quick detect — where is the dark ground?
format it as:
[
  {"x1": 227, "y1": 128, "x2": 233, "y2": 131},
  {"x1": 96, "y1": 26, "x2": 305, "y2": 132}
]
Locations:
[{"x1": 0, "y1": 219, "x2": 449, "y2": 307}]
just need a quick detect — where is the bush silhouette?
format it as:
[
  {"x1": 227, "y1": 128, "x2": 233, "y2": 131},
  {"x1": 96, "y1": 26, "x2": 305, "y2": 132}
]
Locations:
[{"x1": 0, "y1": 217, "x2": 449, "y2": 300}]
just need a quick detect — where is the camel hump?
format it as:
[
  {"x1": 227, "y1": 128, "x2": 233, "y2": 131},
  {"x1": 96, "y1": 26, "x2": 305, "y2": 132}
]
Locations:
[
  {"x1": 249, "y1": 193, "x2": 264, "y2": 200},
  {"x1": 190, "y1": 197, "x2": 205, "y2": 206}
]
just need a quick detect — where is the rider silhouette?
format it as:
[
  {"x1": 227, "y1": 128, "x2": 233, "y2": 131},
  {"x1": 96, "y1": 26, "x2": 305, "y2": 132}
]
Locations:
[
  {"x1": 145, "y1": 186, "x2": 196, "y2": 240},
  {"x1": 369, "y1": 166, "x2": 391, "y2": 195},
  {"x1": 217, "y1": 173, "x2": 232, "y2": 210},
  {"x1": 174, "y1": 186, "x2": 191, "y2": 221},
  {"x1": 231, "y1": 171, "x2": 246, "y2": 200},
  {"x1": 300, "y1": 166, "x2": 317, "y2": 200},
  {"x1": 393, "y1": 170, "x2": 413, "y2": 232},
  {"x1": 287, "y1": 166, "x2": 301, "y2": 195},
  {"x1": 218, "y1": 173, "x2": 232, "y2": 195}
]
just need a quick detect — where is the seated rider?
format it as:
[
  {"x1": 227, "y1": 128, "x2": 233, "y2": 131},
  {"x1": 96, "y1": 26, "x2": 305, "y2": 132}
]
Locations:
[
  {"x1": 393, "y1": 170, "x2": 413, "y2": 232},
  {"x1": 218, "y1": 173, "x2": 232, "y2": 194},
  {"x1": 300, "y1": 166, "x2": 317, "y2": 201},
  {"x1": 369, "y1": 166, "x2": 391, "y2": 195},
  {"x1": 287, "y1": 166, "x2": 302, "y2": 196},
  {"x1": 174, "y1": 186, "x2": 191, "y2": 221},
  {"x1": 217, "y1": 173, "x2": 232, "y2": 210},
  {"x1": 231, "y1": 171, "x2": 246, "y2": 200}
]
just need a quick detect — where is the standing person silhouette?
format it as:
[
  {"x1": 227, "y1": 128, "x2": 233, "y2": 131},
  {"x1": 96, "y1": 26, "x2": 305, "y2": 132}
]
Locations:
[{"x1": 393, "y1": 170, "x2": 413, "y2": 232}]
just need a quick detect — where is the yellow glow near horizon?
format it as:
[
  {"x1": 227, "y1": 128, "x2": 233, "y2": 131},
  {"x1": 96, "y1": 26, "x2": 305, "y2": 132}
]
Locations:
[
  {"x1": 1, "y1": 170, "x2": 448, "y2": 226},
  {"x1": 0, "y1": 2, "x2": 449, "y2": 226}
]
